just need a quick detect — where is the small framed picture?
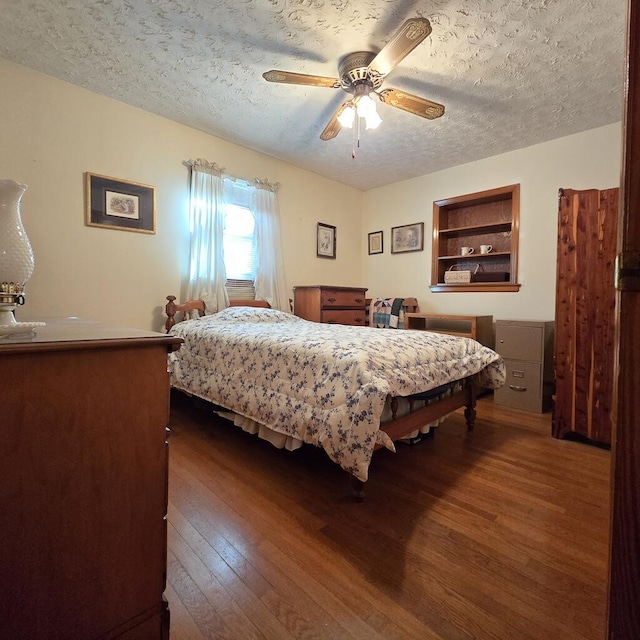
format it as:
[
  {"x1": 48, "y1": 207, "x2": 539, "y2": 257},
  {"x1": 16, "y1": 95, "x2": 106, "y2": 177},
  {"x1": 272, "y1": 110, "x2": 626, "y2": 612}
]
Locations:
[
  {"x1": 368, "y1": 230, "x2": 383, "y2": 255},
  {"x1": 317, "y1": 222, "x2": 336, "y2": 259},
  {"x1": 391, "y1": 222, "x2": 424, "y2": 254},
  {"x1": 85, "y1": 172, "x2": 156, "y2": 234}
]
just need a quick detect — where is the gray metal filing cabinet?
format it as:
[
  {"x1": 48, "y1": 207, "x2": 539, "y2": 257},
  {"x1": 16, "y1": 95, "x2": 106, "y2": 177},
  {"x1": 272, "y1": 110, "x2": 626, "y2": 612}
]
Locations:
[{"x1": 494, "y1": 319, "x2": 555, "y2": 413}]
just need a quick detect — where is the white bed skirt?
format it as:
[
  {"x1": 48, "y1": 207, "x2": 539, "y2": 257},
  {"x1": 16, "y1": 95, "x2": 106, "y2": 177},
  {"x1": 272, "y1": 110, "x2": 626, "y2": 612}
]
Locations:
[{"x1": 212, "y1": 387, "x2": 454, "y2": 453}]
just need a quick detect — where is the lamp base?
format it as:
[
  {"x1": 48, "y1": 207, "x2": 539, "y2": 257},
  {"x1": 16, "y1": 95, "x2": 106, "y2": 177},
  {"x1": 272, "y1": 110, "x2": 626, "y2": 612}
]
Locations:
[{"x1": 0, "y1": 304, "x2": 45, "y2": 338}]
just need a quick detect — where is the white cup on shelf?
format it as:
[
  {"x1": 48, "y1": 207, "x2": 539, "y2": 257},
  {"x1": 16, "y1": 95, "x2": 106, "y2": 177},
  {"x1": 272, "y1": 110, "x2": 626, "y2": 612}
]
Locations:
[
  {"x1": 460, "y1": 246, "x2": 474, "y2": 255},
  {"x1": 480, "y1": 244, "x2": 493, "y2": 254}
]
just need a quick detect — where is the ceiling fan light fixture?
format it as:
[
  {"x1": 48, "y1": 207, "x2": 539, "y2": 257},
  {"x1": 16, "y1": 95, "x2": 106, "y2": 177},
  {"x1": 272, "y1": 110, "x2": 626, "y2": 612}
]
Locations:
[
  {"x1": 357, "y1": 94, "x2": 382, "y2": 129},
  {"x1": 337, "y1": 104, "x2": 355, "y2": 128}
]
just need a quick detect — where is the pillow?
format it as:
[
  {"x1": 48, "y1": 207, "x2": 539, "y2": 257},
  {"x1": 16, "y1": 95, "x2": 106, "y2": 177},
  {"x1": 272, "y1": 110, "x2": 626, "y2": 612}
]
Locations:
[{"x1": 213, "y1": 306, "x2": 300, "y2": 323}]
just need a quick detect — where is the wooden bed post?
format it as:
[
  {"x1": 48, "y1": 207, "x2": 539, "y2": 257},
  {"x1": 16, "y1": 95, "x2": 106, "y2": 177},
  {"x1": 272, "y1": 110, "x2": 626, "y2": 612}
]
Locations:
[
  {"x1": 165, "y1": 295, "x2": 178, "y2": 333},
  {"x1": 351, "y1": 476, "x2": 366, "y2": 502},
  {"x1": 164, "y1": 296, "x2": 208, "y2": 333},
  {"x1": 464, "y1": 379, "x2": 477, "y2": 430}
]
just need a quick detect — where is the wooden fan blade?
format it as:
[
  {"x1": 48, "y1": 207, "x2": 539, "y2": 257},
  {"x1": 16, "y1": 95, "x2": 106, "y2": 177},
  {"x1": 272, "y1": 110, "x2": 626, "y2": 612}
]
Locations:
[
  {"x1": 378, "y1": 88, "x2": 445, "y2": 119},
  {"x1": 367, "y1": 17, "x2": 432, "y2": 78},
  {"x1": 262, "y1": 70, "x2": 341, "y2": 88},
  {"x1": 320, "y1": 102, "x2": 351, "y2": 141}
]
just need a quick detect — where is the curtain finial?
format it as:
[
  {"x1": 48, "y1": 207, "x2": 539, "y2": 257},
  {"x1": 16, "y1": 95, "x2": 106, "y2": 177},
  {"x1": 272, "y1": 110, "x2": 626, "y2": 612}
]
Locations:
[
  {"x1": 184, "y1": 158, "x2": 225, "y2": 176},
  {"x1": 253, "y1": 178, "x2": 281, "y2": 193}
]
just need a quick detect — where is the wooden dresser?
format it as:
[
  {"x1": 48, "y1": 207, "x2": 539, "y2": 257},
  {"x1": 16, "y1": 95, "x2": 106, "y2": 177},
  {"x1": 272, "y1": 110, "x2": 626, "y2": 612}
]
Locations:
[
  {"x1": 293, "y1": 285, "x2": 368, "y2": 326},
  {"x1": 0, "y1": 318, "x2": 182, "y2": 640}
]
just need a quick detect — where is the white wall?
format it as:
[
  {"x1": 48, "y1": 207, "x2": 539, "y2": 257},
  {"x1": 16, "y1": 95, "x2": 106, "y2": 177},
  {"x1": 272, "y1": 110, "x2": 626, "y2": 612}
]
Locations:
[
  {"x1": 0, "y1": 58, "x2": 363, "y2": 331},
  {"x1": 362, "y1": 123, "x2": 623, "y2": 321},
  {"x1": 1, "y1": 56, "x2": 623, "y2": 332}
]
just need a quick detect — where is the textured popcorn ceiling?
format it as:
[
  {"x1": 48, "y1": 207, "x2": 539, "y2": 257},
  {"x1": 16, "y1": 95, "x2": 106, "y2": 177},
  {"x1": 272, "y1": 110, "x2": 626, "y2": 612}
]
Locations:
[{"x1": 0, "y1": 0, "x2": 627, "y2": 191}]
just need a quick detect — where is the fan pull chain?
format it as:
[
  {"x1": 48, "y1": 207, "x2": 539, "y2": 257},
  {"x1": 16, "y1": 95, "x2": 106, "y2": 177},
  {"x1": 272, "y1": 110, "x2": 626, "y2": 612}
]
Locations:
[
  {"x1": 352, "y1": 120, "x2": 356, "y2": 159},
  {"x1": 352, "y1": 112, "x2": 361, "y2": 159}
]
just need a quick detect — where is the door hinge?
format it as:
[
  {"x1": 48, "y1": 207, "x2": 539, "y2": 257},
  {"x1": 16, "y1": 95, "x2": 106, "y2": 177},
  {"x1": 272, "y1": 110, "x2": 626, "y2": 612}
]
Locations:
[{"x1": 615, "y1": 251, "x2": 640, "y2": 291}]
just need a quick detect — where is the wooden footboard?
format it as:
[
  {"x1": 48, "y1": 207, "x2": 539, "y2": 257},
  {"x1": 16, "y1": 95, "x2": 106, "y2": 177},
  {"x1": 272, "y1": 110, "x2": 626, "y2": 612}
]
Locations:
[
  {"x1": 351, "y1": 379, "x2": 477, "y2": 500},
  {"x1": 379, "y1": 379, "x2": 476, "y2": 444}
]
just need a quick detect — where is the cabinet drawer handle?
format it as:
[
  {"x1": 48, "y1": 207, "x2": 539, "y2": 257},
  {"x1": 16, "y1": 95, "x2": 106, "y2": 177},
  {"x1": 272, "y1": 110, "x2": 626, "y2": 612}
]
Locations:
[
  {"x1": 326, "y1": 319, "x2": 337, "y2": 324},
  {"x1": 327, "y1": 297, "x2": 336, "y2": 303},
  {"x1": 354, "y1": 298, "x2": 364, "y2": 303},
  {"x1": 509, "y1": 385, "x2": 527, "y2": 392}
]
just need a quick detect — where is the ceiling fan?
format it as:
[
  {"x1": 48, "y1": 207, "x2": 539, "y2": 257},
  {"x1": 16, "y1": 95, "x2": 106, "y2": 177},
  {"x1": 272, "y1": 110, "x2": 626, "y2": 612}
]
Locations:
[{"x1": 262, "y1": 17, "x2": 445, "y2": 146}]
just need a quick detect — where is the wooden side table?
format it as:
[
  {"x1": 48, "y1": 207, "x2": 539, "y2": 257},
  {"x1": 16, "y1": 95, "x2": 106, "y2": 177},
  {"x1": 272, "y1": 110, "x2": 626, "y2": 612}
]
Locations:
[{"x1": 404, "y1": 313, "x2": 494, "y2": 348}]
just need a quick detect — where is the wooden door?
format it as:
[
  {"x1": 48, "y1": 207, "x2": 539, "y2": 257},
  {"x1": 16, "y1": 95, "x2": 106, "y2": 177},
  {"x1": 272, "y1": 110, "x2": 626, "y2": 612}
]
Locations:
[
  {"x1": 554, "y1": 188, "x2": 618, "y2": 445},
  {"x1": 607, "y1": 0, "x2": 640, "y2": 636}
]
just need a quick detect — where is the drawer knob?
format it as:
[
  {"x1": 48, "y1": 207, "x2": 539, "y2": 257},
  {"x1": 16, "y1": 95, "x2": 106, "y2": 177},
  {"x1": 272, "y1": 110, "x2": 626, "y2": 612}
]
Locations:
[{"x1": 509, "y1": 385, "x2": 527, "y2": 392}]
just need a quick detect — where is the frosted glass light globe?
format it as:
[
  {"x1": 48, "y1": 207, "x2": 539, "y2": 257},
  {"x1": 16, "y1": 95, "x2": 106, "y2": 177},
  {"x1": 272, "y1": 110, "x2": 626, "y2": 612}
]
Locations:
[{"x1": 0, "y1": 179, "x2": 35, "y2": 292}]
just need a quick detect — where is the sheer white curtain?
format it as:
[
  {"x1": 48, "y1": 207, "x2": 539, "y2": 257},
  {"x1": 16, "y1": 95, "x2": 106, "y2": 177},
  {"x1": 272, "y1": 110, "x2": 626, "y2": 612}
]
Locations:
[
  {"x1": 187, "y1": 159, "x2": 229, "y2": 313},
  {"x1": 251, "y1": 179, "x2": 290, "y2": 312}
]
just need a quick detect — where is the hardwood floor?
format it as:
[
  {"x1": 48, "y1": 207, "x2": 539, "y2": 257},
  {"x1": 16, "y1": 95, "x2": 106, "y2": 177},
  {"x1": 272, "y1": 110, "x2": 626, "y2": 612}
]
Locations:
[{"x1": 166, "y1": 392, "x2": 611, "y2": 640}]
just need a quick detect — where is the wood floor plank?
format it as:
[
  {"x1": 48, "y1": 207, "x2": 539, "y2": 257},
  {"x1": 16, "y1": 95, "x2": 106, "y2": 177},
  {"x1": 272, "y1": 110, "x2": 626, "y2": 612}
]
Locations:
[
  {"x1": 164, "y1": 581, "x2": 207, "y2": 640},
  {"x1": 318, "y1": 486, "x2": 598, "y2": 640},
  {"x1": 168, "y1": 425, "x2": 445, "y2": 640},
  {"x1": 168, "y1": 518, "x2": 270, "y2": 640},
  {"x1": 165, "y1": 393, "x2": 610, "y2": 640},
  {"x1": 170, "y1": 446, "x2": 387, "y2": 640},
  {"x1": 169, "y1": 481, "x2": 299, "y2": 639},
  {"x1": 166, "y1": 547, "x2": 232, "y2": 640}
]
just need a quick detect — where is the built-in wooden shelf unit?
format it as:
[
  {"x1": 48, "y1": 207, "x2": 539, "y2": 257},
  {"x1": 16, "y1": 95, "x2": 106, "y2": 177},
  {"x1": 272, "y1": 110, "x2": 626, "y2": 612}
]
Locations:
[{"x1": 431, "y1": 184, "x2": 521, "y2": 293}]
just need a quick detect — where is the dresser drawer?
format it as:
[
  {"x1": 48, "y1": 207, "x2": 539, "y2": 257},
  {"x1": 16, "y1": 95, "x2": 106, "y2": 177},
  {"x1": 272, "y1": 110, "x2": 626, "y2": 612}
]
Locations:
[
  {"x1": 494, "y1": 360, "x2": 543, "y2": 412},
  {"x1": 321, "y1": 288, "x2": 367, "y2": 308},
  {"x1": 495, "y1": 323, "x2": 544, "y2": 362},
  {"x1": 321, "y1": 309, "x2": 366, "y2": 326}
]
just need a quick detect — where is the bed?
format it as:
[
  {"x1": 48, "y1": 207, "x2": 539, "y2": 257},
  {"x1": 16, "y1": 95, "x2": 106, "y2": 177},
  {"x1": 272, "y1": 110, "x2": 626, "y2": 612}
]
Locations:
[{"x1": 165, "y1": 296, "x2": 505, "y2": 497}]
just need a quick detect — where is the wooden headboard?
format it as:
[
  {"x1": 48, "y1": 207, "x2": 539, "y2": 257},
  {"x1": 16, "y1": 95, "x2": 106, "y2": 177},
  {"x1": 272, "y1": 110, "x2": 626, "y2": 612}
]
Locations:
[
  {"x1": 164, "y1": 296, "x2": 270, "y2": 333},
  {"x1": 365, "y1": 297, "x2": 419, "y2": 326}
]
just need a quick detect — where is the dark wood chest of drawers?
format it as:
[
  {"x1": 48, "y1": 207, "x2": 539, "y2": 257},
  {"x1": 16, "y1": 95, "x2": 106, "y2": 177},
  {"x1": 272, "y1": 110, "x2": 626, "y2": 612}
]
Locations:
[
  {"x1": 293, "y1": 285, "x2": 368, "y2": 326},
  {"x1": 0, "y1": 318, "x2": 182, "y2": 639}
]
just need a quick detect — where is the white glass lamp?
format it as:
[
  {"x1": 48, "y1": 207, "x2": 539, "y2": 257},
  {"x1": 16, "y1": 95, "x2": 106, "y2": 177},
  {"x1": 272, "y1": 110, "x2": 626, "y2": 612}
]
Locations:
[{"x1": 0, "y1": 179, "x2": 44, "y2": 335}]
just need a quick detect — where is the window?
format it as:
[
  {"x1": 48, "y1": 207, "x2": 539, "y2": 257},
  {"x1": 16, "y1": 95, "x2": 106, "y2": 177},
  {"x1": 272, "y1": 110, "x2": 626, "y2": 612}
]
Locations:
[
  {"x1": 223, "y1": 183, "x2": 256, "y2": 299},
  {"x1": 187, "y1": 162, "x2": 288, "y2": 312}
]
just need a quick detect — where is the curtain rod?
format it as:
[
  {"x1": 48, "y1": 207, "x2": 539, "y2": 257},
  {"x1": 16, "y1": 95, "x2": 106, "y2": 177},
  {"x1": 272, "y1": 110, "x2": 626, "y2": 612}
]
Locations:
[{"x1": 183, "y1": 158, "x2": 280, "y2": 192}]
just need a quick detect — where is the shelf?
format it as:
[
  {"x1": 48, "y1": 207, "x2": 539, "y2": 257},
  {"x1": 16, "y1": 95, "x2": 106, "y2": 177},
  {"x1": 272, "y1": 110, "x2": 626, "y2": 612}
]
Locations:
[
  {"x1": 438, "y1": 251, "x2": 511, "y2": 261},
  {"x1": 438, "y1": 222, "x2": 512, "y2": 237},
  {"x1": 431, "y1": 184, "x2": 520, "y2": 292},
  {"x1": 430, "y1": 282, "x2": 522, "y2": 293}
]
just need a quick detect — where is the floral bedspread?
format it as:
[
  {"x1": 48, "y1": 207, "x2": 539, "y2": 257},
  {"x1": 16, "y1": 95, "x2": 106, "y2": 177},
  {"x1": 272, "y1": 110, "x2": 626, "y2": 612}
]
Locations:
[{"x1": 168, "y1": 307, "x2": 505, "y2": 481}]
